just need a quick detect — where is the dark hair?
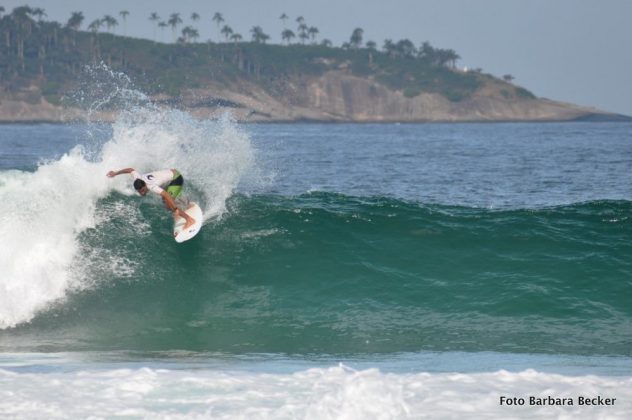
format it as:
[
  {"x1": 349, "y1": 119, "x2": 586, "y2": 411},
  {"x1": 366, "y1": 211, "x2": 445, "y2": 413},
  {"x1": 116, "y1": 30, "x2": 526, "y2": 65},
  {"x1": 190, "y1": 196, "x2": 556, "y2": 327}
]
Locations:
[{"x1": 133, "y1": 179, "x2": 146, "y2": 191}]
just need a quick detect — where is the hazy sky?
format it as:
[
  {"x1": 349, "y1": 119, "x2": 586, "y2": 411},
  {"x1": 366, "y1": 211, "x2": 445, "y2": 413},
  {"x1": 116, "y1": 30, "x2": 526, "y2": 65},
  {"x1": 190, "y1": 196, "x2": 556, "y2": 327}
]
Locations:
[{"x1": 4, "y1": 0, "x2": 631, "y2": 116}]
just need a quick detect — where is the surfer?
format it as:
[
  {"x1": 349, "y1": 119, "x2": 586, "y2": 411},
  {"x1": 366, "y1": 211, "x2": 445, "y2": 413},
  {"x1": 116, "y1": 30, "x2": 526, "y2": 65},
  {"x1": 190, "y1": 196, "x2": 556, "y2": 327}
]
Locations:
[{"x1": 106, "y1": 168, "x2": 196, "y2": 232}]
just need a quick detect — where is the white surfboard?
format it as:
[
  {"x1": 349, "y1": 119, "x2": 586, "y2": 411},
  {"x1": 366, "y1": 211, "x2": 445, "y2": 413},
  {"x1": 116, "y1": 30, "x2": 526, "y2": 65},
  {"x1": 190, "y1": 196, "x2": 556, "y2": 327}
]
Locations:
[{"x1": 173, "y1": 202, "x2": 203, "y2": 243}]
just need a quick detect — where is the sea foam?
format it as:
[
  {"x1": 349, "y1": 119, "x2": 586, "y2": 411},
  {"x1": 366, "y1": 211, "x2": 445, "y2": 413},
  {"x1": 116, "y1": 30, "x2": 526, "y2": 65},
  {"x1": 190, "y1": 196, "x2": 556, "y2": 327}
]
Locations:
[{"x1": 0, "y1": 365, "x2": 630, "y2": 419}]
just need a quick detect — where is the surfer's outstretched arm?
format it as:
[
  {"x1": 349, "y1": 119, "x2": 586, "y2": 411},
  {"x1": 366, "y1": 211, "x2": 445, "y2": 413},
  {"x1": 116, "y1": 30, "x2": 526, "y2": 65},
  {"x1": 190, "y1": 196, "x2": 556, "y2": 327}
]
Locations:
[{"x1": 106, "y1": 168, "x2": 135, "y2": 178}]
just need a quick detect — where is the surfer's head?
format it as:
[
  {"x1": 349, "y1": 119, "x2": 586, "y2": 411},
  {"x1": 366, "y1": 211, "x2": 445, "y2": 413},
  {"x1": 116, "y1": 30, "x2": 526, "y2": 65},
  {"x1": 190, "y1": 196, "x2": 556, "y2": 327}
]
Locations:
[{"x1": 133, "y1": 179, "x2": 148, "y2": 196}]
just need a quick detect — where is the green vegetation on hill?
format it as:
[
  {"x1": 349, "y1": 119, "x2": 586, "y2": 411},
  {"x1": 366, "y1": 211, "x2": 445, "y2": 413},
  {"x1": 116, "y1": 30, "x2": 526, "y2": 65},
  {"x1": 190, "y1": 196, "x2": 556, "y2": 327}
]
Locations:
[{"x1": 0, "y1": 5, "x2": 534, "y2": 107}]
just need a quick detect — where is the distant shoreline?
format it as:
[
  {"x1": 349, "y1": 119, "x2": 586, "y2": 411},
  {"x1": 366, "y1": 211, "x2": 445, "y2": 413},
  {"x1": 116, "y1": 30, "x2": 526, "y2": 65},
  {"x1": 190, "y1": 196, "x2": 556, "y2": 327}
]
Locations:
[
  {"x1": 1, "y1": 116, "x2": 630, "y2": 125},
  {"x1": 0, "y1": 110, "x2": 629, "y2": 125},
  {"x1": 1, "y1": 6, "x2": 629, "y2": 128}
]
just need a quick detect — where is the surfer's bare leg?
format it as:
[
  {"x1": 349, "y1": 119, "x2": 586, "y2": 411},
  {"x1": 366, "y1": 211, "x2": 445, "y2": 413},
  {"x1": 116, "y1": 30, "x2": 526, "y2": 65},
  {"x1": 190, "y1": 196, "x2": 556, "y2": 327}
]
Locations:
[
  {"x1": 174, "y1": 208, "x2": 196, "y2": 230},
  {"x1": 162, "y1": 190, "x2": 195, "y2": 231}
]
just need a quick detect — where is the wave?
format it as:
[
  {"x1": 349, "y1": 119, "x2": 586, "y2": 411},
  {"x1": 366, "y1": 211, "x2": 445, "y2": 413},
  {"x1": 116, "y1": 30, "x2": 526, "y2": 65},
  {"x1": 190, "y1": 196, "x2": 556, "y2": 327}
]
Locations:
[
  {"x1": 0, "y1": 108, "x2": 255, "y2": 330},
  {"x1": 2, "y1": 191, "x2": 630, "y2": 356}
]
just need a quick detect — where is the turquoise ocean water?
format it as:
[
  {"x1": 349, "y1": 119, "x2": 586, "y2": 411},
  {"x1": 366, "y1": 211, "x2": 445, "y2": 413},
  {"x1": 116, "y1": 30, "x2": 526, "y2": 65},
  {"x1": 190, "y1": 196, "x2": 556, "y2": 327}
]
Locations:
[{"x1": 0, "y1": 108, "x2": 631, "y2": 418}]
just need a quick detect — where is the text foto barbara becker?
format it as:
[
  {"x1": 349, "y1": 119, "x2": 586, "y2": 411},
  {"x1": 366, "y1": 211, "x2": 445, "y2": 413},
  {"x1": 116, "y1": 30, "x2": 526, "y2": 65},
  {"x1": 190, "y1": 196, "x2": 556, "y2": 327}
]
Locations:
[{"x1": 500, "y1": 395, "x2": 616, "y2": 407}]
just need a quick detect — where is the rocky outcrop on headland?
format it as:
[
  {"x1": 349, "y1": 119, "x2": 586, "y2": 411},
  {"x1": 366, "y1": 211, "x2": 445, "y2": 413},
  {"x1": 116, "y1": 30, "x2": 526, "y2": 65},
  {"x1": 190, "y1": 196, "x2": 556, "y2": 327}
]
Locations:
[
  {"x1": 174, "y1": 71, "x2": 628, "y2": 123},
  {"x1": 0, "y1": 70, "x2": 625, "y2": 123},
  {"x1": 293, "y1": 71, "x2": 603, "y2": 122}
]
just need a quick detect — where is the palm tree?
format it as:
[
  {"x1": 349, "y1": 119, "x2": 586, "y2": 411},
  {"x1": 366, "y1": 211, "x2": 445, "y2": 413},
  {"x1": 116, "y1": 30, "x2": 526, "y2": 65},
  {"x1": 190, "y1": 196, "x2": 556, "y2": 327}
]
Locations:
[
  {"x1": 11, "y1": 6, "x2": 34, "y2": 62},
  {"x1": 280, "y1": 13, "x2": 288, "y2": 28},
  {"x1": 212, "y1": 12, "x2": 224, "y2": 39},
  {"x1": 308, "y1": 26, "x2": 319, "y2": 44},
  {"x1": 11, "y1": 6, "x2": 34, "y2": 28},
  {"x1": 191, "y1": 12, "x2": 200, "y2": 22},
  {"x1": 102, "y1": 15, "x2": 118, "y2": 33},
  {"x1": 87, "y1": 19, "x2": 103, "y2": 60},
  {"x1": 149, "y1": 12, "x2": 160, "y2": 41},
  {"x1": 281, "y1": 29, "x2": 295, "y2": 45},
  {"x1": 88, "y1": 19, "x2": 102, "y2": 33},
  {"x1": 119, "y1": 10, "x2": 129, "y2": 35},
  {"x1": 442, "y1": 49, "x2": 460, "y2": 68},
  {"x1": 350, "y1": 28, "x2": 363, "y2": 48},
  {"x1": 298, "y1": 23, "x2": 308, "y2": 44},
  {"x1": 396, "y1": 39, "x2": 416, "y2": 58},
  {"x1": 66, "y1": 11, "x2": 84, "y2": 48},
  {"x1": 181, "y1": 26, "x2": 199, "y2": 43},
  {"x1": 66, "y1": 11, "x2": 84, "y2": 30},
  {"x1": 383, "y1": 39, "x2": 396, "y2": 57},
  {"x1": 31, "y1": 7, "x2": 46, "y2": 23},
  {"x1": 49, "y1": 21, "x2": 61, "y2": 47},
  {"x1": 418, "y1": 41, "x2": 434, "y2": 60},
  {"x1": 190, "y1": 28, "x2": 200, "y2": 43},
  {"x1": 0, "y1": 7, "x2": 5, "y2": 19},
  {"x1": 231, "y1": 33, "x2": 244, "y2": 69},
  {"x1": 250, "y1": 26, "x2": 269, "y2": 43},
  {"x1": 168, "y1": 13, "x2": 183, "y2": 42},
  {"x1": 158, "y1": 21, "x2": 168, "y2": 42},
  {"x1": 221, "y1": 24, "x2": 233, "y2": 41}
]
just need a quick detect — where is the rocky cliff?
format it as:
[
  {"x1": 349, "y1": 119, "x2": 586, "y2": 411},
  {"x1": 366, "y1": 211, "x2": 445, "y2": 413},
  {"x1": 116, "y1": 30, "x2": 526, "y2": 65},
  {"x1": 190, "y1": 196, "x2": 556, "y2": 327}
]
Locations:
[{"x1": 0, "y1": 70, "x2": 621, "y2": 123}]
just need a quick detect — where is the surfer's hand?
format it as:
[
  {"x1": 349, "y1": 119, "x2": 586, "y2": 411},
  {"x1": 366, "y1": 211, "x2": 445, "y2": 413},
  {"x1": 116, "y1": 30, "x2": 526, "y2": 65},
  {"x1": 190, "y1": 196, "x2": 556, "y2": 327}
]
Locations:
[{"x1": 106, "y1": 171, "x2": 116, "y2": 178}]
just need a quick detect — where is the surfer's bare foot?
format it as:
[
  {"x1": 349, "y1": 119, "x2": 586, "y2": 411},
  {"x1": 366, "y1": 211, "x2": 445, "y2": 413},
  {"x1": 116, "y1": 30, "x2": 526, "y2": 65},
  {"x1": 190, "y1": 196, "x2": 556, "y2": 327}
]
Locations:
[{"x1": 184, "y1": 218, "x2": 196, "y2": 230}]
